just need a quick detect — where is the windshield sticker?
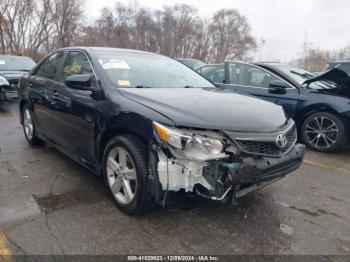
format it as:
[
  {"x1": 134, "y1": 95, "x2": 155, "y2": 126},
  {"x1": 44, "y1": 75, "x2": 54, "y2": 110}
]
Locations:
[
  {"x1": 0, "y1": 60, "x2": 5, "y2": 65},
  {"x1": 102, "y1": 59, "x2": 130, "y2": 70},
  {"x1": 118, "y1": 80, "x2": 131, "y2": 87}
]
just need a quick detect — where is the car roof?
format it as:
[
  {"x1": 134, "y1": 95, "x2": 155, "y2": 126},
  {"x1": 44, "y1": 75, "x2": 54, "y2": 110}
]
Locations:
[
  {"x1": 0, "y1": 54, "x2": 33, "y2": 59},
  {"x1": 255, "y1": 62, "x2": 290, "y2": 66},
  {"x1": 328, "y1": 61, "x2": 350, "y2": 64},
  {"x1": 177, "y1": 58, "x2": 202, "y2": 61},
  {"x1": 56, "y1": 46, "x2": 154, "y2": 55}
]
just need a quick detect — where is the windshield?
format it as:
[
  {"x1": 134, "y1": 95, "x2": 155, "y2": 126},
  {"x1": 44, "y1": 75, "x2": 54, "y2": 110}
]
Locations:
[
  {"x1": 0, "y1": 56, "x2": 36, "y2": 71},
  {"x1": 94, "y1": 51, "x2": 214, "y2": 88},
  {"x1": 275, "y1": 64, "x2": 337, "y2": 89}
]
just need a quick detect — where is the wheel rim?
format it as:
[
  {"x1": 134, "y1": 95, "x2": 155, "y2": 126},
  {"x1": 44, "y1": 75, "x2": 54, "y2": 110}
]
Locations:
[
  {"x1": 106, "y1": 147, "x2": 137, "y2": 205},
  {"x1": 23, "y1": 108, "x2": 34, "y2": 140},
  {"x1": 305, "y1": 116, "x2": 339, "y2": 149}
]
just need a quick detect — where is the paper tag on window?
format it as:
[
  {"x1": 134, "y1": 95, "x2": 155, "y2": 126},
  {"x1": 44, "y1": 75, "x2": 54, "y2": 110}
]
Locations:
[
  {"x1": 103, "y1": 59, "x2": 130, "y2": 70},
  {"x1": 118, "y1": 80, "x2": 131, "y2": 86},
  {"x1": 0, "y1": 60, "x2": 6, "y2": 65}
]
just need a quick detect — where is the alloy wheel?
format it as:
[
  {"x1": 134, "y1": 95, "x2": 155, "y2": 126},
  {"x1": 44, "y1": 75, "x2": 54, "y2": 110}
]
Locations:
[
  {"x1": 304, "y1": 116, "x2": 339, "y2": 149},
  {"x1": 23, "y1": 108, "x2": 34, "y2": 140},
  {"x1": 106, "y1": 147, "x2": 138, "y2": 205}
]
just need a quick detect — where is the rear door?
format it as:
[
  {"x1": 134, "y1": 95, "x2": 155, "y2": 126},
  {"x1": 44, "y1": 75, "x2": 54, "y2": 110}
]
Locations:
[{"x1": 222, "y1": 62, "x2": 301, "y2": 118}]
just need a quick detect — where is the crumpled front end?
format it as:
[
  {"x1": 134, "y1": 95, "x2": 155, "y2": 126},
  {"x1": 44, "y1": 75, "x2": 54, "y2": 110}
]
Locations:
[{"x1": 152, "y1": 120, "x2": 305, "y2": 203}]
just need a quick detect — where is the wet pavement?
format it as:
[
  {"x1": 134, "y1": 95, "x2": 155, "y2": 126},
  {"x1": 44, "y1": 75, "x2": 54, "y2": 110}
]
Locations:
[{"x1": 0, "y1": 102, "x2": 350, "y2": 255}]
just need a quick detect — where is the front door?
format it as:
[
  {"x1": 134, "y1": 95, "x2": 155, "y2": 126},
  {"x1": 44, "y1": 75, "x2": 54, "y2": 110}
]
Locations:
[
  {"x1": 223, "y1": 62, "x2": 301, "y2": 118},
  {"x1": 28, "y1": 52, "x2": 65, "y2": 140},
  {"x1": 49, "y1": 51, "x2": 97, "y2": 162}
]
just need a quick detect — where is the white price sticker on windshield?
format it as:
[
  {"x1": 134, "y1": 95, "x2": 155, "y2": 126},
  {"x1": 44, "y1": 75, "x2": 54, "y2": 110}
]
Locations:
[
  {"x1": 102, "y1": 59, "x2": 130, "y2": 70},
  {"x1": 0, "y1": 60, "x2": 6, "y2": 65}
]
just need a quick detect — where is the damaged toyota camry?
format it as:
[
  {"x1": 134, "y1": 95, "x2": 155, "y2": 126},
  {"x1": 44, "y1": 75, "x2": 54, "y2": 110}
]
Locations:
[{"x1": 19, "y1": 47, "x2": 305, "y2": 214}]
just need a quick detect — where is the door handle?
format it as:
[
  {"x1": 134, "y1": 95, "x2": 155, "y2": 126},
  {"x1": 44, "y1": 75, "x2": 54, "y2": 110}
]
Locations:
[
  {"x1": 50, "y1": 90, "x2": 58, "y2": 100},
  {"x1": 45, "y1": 90, "x2": 57, "y2": 103}
]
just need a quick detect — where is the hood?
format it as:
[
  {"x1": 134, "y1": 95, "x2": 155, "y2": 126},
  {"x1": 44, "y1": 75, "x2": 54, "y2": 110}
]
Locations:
[
  {"x1": 0, "y1": 71, "x2": 27, "y2": 81},
  {"x1": 303, "y1": 67, "x2": 350, "y2": 89},
  {"x1": 119, "y1": 87, "x2": 288, "y2": 132}
]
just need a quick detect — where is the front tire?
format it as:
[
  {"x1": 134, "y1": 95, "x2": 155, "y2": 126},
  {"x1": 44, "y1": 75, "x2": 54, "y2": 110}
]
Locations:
[
  {"x1": 102, "y1": 135, "x2": 153, "y2": 215},
  {"x1": 22, "y1": 104, "x2": 44, "y2": 146},
  {"x1": 301, "y1": 112, "x2": 346, "y2": 152}
]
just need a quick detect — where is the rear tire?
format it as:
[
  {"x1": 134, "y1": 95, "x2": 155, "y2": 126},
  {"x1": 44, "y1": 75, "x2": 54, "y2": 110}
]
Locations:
[
  {"x1": 301, "y1": 112, "x2": 346, "y2": 152},
  {"x1": 22, "y1": 104, "x2": 44, "y2": 146},
  {"x1": 102, "y1": 134, "x2": 153, "y2": 215}
]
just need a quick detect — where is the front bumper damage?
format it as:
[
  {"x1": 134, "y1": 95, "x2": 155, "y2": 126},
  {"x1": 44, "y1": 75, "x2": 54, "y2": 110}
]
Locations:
[
  {"x1": 156, "y1": 144, "x2": 304, "y2": 202},
  {"x1": 152, "y1": 122, "x2": 305, "y2": 204}
]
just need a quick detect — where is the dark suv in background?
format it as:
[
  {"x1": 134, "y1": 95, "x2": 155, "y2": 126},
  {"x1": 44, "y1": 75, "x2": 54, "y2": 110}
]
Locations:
[
  {"x1": 327, "y1": 61, "x2": 350, "y2": 74},
  {"x1": 198, "y1": 61, "x2": 350, "y2": 152}
]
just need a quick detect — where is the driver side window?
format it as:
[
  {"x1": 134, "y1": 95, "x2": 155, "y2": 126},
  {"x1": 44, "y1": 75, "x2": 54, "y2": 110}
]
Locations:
[
  {"x1": 199, "y1": 65, "x2": 225, "y2": 83},
  {"x1": 228, "y1": 63, "x2": 281, "y2": 88},
  {"x1": 59, "y1": 51, "x2": 93, "y2": 83}
]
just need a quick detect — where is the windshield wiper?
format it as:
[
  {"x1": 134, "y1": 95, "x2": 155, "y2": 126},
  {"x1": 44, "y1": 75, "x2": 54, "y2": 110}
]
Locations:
[
  {"x1": 184, "y1": 86, "x2": 194, "y2": 88},
  {"x1": 290, "y1": 70, "x2": 314, "y2": 79},
  {"x1": 0, "y1": 69, "x2": 29, "y2": 72},
  {"x1": 134, "y1": 85, "x2": 153, "y2": 88}
]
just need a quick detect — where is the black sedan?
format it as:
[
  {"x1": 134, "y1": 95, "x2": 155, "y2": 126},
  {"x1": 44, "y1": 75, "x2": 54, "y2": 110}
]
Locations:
[
  {"x1": 19, "y1": 47, "x2": 304, "y2": 214},
  {"x1": 198, "y1": 62, "x2": 350, "y2": 152},
  {"x1": 0, "y1": 55, "x2": 36, "y2": 103}
]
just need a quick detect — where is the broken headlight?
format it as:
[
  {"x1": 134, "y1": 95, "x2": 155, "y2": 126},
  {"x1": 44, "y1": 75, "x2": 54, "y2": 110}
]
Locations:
[{"x1": 153, "y1": 122, "x2": 226, "y2": 161}]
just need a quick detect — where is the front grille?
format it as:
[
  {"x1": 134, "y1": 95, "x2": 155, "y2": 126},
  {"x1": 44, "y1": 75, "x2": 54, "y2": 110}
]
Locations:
[
  {"x1": 8, "y1": 80, "x2": 19, "y2": 90},
  {"x1": 236, "y1": 128, "x2": 297, "y2": 157}
]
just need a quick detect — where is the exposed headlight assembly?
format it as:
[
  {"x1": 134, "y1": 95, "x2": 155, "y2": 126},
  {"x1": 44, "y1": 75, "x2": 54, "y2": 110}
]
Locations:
[
  {"x1": 0, "y1": 76, "x2": 9, "y2": 87},
  {"x1": 153, "y1": 122, "x2": 227, "y2": 161}
]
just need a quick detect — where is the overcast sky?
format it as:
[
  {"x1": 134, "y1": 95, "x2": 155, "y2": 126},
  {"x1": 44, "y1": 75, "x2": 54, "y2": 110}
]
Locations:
[{"x1": 85, "y1": 0, "x2": 350, "y2": 62}]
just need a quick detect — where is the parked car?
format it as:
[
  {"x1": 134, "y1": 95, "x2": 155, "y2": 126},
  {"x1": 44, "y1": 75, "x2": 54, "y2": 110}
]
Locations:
[
  {"x1": 198, "y1": 61, "x2": 350, "y2": 152},
  {"x1": 176, "y1": 58, "x2": 205, "y2": 70},
  {"x1": 327, "y1": 61, "x2": 350, "y2": 75},
  {"x1": 0, "y1": 55, "x2": 36, "y2": 104},
  {"x1": 19, "y1": 47, "x2": 304, "y2": 214}
]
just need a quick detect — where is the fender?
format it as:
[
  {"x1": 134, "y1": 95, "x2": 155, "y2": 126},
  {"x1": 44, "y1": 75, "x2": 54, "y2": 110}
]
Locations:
[{"x1": 96, "y1": 112, "x2": 155, "y2": 162}]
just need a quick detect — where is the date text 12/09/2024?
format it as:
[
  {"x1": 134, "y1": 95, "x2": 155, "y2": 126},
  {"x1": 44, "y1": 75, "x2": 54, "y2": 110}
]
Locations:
[{"x1": 127, "y1": 256, "x2": 219, "y2": 261}]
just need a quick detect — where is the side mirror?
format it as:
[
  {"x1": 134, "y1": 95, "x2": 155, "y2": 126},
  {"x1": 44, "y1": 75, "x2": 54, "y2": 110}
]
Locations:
[
  {"x1": 268, "y1": 80, "x2": 288, "y2": 94},
  {"x1": 65, "y1": 74, "x2": 94, "y2": 91}
]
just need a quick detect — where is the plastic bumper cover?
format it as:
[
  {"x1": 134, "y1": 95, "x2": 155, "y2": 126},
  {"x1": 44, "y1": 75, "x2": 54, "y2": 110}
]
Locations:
[{"x1": 228, "y1": 143, "x2": 305, "y2": 185}]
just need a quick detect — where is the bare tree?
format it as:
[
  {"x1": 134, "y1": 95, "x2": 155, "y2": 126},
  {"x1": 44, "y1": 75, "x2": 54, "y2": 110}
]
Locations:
[
  {"x1": 1, "y1": 0, "x2": 257, "y2": 62},
  {"x1": 52, "y1": 0, "x2": 85, "y2": 48},
  {"x1": 296, "y1": 45, "x2": 330, "y2": 72},
  {"x1": 133, "y1": 8, "x2": 158, "y2": 52},
  {"x1": 153, "y1": 4, "x2": 200, "y2": 57},
  {"x1": 80, "y1": 2, "x2": 257, "y2": 63},
  {"x1": 208, "y1": 9, "x2": 256, "y2": 63},
  {"x1": 0, "y1": 0, "x2": 84, "y2": 59},
  {"x1": 331, "y1": 45, "x2": 350, "y2": 61}
]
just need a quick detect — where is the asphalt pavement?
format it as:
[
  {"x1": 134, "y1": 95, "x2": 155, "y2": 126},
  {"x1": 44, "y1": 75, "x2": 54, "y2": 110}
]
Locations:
[{"x1": 0, "y1": 102, "x2": 350, "y2": 256}]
